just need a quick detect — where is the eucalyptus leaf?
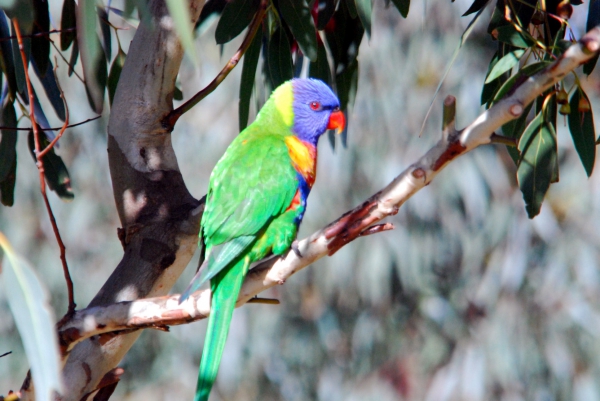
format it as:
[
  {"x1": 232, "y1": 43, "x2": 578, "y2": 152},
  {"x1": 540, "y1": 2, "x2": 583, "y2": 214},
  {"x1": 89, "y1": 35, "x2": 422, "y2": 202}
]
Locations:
[
  {"x1": 0, "y1": 233, "x2": 63, "y2": 401},
  {"x1": 279, "y1": 0, "x2": 318, "y2": 61},
  {"x1": 0, "y1": 100, "x2": 17, "y2": 182},
  {"x1": 494, "y1": 25, "x2": 534, "y2": 49},
  {"x1": 354, "y1": 0, "x2": 371, "y2": 38},
  {"x1": 77, "y1": 0, "x2": 104, "y2": 113},
  {"x1": 485, "y1": 49, "x2": 524, "y2": 84},
  {"x1": 517, "y1": 112, "x2": 557, "y2": 218},
  {"x1": 31, "y1": 0, "x2": 49, "y2": 77},
  {"x1": 27, "y1": 130, "x2": 74, "y2": 200},
  {"x1": 491, "y1": 61, "x2": 550, "y2": 106},
  {"x1": 10, "y1": 20, "x2": 29, "y2": 96},
  {"x1": 97, "y1": 6, "x2": 112, "y2": 60},
  {"x1": 215, "y1": 0, "x2": 259, "y2": 44},
  {"x1": 0, "y1": 156, "x2": 16, "y2": 206},
  {"x1": 266, "y1": 28, "x2": 293, "y2": 89},
  {"x1": 568, "y1": 90, "x2": 596, "y2": 177},
  {"x1": 317, "y1": 0, "x2": 336, "y2": 29},
  {"x1": 239, "y1": 31, "x2": 262, "y2": 131},
  {"x1": 390, "y1": 0, "x2": 409, "y2": 18},
  {"x1": 33, "y1": 59, "x2": 66, "y2": 121},
  {"x1": 60, "y1": 0, "x2": 76, "y2": 51},
  {"x1": 108, "y1": 49, "x2": 127, "y2": 106},
  {"x1": 309, "y1": 41, "x2": 332, "y2": 86},
  {"x1": 0, "y1": 11, "x2": 18, "y2": 98}
]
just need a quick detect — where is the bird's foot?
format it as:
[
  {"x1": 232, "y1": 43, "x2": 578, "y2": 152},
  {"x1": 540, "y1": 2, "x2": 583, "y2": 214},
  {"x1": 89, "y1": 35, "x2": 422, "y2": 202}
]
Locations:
[{"x1": 291, "y1": 240, "x2": 302, "y2": 258}]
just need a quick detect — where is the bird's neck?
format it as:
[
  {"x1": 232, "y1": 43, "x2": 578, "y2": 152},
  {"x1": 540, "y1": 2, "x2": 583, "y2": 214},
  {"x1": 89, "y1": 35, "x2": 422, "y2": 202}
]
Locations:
[{"x1": 285, "y1": 136, "x2": 317, "y2": 188}]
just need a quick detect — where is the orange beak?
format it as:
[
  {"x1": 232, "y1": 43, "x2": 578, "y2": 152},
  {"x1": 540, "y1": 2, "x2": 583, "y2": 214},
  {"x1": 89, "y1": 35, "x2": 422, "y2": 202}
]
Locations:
[{"x1": 327, "y1": 109, "x2": 346, "y2": 134}]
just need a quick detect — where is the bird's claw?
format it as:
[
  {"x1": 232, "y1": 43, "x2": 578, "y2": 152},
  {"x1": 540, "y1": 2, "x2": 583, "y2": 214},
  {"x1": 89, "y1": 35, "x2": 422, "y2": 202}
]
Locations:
[{"x1": 291, "y1": 240, "x2": 302, "y2": 258}]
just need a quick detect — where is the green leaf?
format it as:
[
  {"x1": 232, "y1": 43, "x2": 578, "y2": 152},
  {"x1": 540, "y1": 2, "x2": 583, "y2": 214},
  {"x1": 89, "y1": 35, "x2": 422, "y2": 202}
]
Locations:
[
  {"x1": 0, "y1": 156, "x2": 16, "y2": 206},
  {"x1": 108, "y1": 48, "x2": 126, "y2": 107},
  {"x1": 2, "y1": 0, "x2": 33, "y2": 33},
  {"x1": 10, "y1": 20, "x2": 30, "y2": 96},
  {"x1": 568, "y1": 90, "x2": 596, "y2": 177},
  {"x1": 390, "y1": 0, "x2": 409, "y2": 18},
  {"x1": 174, "y1": 85, "x2": 183, "y2": 101},
  {"x1": 335, "y1": 59, "x2": 357, "y2": 146},
  {"x1": 316, "y1": 0, "x2": 336, "y2": 29},
  {"x1": 77, "y1": 0, "x2": 104, "y2": 113},
  {"x1": 345, "y1": 0, "x2": 358, "y2": 19},
  {"x1": 239, "y1": 30, "x2": 262, "y2": 131},
  {"x1": 462, "y1": 0, "x2": 489, "y2": 16},
  {"x1": 68, "y1": 38, "x2": 79, "y2": 77},
  {"x1": 215, "y1": 0, "x2": 259, "y2": 44},
  {"x1": 502, "y1": 102, "x2": 533, "y2": 163},
  {"x1": 195, "y1": 0, "x2": 227, "y2": 34},
  {"x1": 60, "y1": 0, "x2": 76, "y2": 51},
  {"x1": 27, "y1": 130, "x2": 75, "y2": 200},
  {"x1": 31, "y1": 0, "x2": 50, "y2": 77},
  {"x1": 491, "y1": 61, "x2": 550, "y2": 106},
  {"x1": 166, "y1": 0, "x2": 197, "y2": 64},
  {"x1": 354, "y1": 0, "x2": 371, "y2": 38},
  {"x1": 0, "y1": 11, "x2": 18, "y2": 98},
  {"x1": 279, "y1": 0, "x2": 318, "y2": 61},
  {"x1": 267, "y1": 28, "x2": 293, "y2": 89},
  {"x1": 0, "y1": 233, "x2": 63, "y2": 401},
  {"x1": 97, "y1": 6, "x2": 112, "y2": 60},
  {"x1": 485, "y1": 49, "x2": 524, "y2": 83},
  {"x1": 309, "y1": 40, "x2": 331, "y2": 86},
  {"x1": 0, "y1": 100, "x2": 17, "y2": 182},
  {"x1": 33, "y1": 59, "x2": 66, "y2": 121},
  {"x1": 517, "y1": 112, "x2": 557, "y2": 218},
  {"x1": 494, "y1": 25, "x2": 534, "y2": 48}
]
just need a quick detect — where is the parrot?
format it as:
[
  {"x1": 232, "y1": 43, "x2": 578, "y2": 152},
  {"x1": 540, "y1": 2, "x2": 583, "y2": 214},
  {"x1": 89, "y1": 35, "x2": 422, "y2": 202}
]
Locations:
[{"x1": 179, "y1": 78, "x2": 345, "y2": 401}]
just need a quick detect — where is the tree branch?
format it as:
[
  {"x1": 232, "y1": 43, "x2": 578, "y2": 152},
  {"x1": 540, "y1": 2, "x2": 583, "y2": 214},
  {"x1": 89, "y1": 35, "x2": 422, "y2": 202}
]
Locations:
[{"x1": 55, "y1": 27, "x2": 600, "y2": 353}]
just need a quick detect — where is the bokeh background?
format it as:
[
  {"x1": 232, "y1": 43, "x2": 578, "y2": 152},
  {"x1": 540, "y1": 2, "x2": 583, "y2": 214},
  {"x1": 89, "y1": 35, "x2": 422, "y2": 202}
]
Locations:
[{"x1": 3, "y1": 0, "x2": 600, "y2": 400}]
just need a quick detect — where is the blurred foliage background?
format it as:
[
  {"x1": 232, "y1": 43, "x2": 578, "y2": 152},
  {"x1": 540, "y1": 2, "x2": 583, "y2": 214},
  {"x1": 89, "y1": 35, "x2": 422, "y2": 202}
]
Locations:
[{"x1": 2, "y1": 0, "x2": 600, "y2": 400}]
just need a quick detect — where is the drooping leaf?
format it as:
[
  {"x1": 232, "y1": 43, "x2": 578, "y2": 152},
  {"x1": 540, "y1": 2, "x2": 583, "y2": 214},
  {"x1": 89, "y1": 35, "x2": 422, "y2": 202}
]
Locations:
[
  {"x1": 32, "y1": 87, "x2": 56, "y2": 143},
  {"x1": 215, "y1": 0, "x2": 259, "y2": 44},
  {"x1": 27, "y1": 130, "x2": 74, "y2": 200},
  {"x1": 239, "y1": 29, "x2": 262, "y2": 131},
  {"x1": 568, "y1": 90, "x2": 596, "y2": 177},
  {"x1": 68, "y1": 37, "x2": 79, "y2": 77},
  {"x1": 60, "y1": 0, "x2": 76, "y2": 51},
  {"x1": 32, "y1": 59, "x2": 66, "y2": 121},
  {"x1": 462, "y1": 0, "x2": 489, "y2": 16},
  {"x1": 266, "y1": 28, "x2": 293, "y2": 89},
  {"x1": 293, "y1": 52, "x2": 304, "y2": 77},
  {"x1": 77, "y1": 0, "x2": 104, "y2": 113},
  {"x1": 316, "y1": 0, "x2": 336, "y2": 29},
  {"x1": 335, "y1": 60, "x2": 357, "y2": 146},
  {"x1": 485, "y1": 49, "x2": 524, "y2": 83},
  {"x1": 584, "y1": 0, "x2": 600, "y2": 75},
  {"x1": 345, "y1": 0, "x2": 358, "y2": 19},
  {"x1": 174, "y1": 85, "x2": 183, "y2": 101},
  {"x1": 195, "y1": 0, "x2": 228, "y2": 34},
  {"x1": 493, "y1": 25, "x2": 534, "y2": 49},
  {"x1": 309, "y1": 40, "x2": 331, "y2": 86},
  {"x1": 1, "y1": 0, "x2": 34, "y2": 33},
  {"x1": 0, "y1": 11, "x2": 18, "y2": 98},
  {"x1": 502, "y1": 102, "x2": 533, "y2": 163},
  {"x1": 108, "y1": 48, "x2": 126, "y2": 106},
  {"x1": 279, "y1": 0, "x2": 318, "y2": 61},
  {"x1": 354, "y1": 0, "x2": 371, "y2": 38},
  {"x1": 390, "y1": 0, "x2": 409, "y2": 18},
  {"x1": 0, "y1": 232, "x2": 63, "y2": 401},
  {"x1": 0, "y1": 100, "x2": 17, "y2": 182},
  {"x1": 10, "y1": 20, "x2": 30, "y2": 96},
  {"x1": 166, "y1": 0, "x2": 197, "y2": 64},
  {"x1": 31, "y1": 0, "x2": 50, "y2": 77},
  {"x1": 517, "y1": 111, "x2": 557, "y2": 218},
  {"x1": 0, "y1": 156, "x2": 16, "y2": 206},
  {"x1": 97, "y1": 6, "x2": 112, "y2": 60},
  {"x1": 491, "y1": 61, "x2": 550, "y2": 106}
]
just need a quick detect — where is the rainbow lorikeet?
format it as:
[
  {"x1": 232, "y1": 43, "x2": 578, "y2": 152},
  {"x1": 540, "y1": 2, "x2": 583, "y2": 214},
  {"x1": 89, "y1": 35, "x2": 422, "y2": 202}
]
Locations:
[{"x1": 179, "y1": 78, "x2": 345, "y2": 401}]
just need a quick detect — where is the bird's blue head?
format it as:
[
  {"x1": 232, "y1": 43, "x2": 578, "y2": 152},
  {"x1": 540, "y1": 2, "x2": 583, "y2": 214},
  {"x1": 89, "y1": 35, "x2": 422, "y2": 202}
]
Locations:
[{"x1": 290, "y1": 78, "x2": 345, "y2": 146}]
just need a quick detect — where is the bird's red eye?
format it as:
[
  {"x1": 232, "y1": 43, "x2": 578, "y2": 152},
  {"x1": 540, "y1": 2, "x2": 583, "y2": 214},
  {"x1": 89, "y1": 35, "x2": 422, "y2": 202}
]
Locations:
[{"x1": 309, "y1": 101, "x2": 321, "y2": 111}]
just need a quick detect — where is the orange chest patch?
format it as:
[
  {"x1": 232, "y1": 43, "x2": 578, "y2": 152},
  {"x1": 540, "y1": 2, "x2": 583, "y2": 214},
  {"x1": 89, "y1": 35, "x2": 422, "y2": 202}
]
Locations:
[{"x1": 285, "y1": 136, "x2": 317, "y2": 187}]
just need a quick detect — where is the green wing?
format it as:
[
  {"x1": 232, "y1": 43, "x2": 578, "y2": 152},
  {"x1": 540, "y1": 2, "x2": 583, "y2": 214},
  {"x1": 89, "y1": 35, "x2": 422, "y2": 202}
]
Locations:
[{"x1": 181, "y1": 126, "x2": 298, "y2": 299}]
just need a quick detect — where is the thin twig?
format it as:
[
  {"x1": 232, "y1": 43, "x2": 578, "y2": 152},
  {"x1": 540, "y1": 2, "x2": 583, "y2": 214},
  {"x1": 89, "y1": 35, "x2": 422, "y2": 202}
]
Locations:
[
  {"x1": 13, "y1": 19, "x2": 76, "y2": 318},
  {"x1": 163, "y1": 0, "x2": 268, "y2": 129},
  {"x1": 49, "y1": 40, "x2": 85, "y2": 82},
  {"x1": 0, "y1": 116, "x2": 101, "y2": 131},
  {"x1": 0, "y1": 27, "x2": 76, "y2": 42}
]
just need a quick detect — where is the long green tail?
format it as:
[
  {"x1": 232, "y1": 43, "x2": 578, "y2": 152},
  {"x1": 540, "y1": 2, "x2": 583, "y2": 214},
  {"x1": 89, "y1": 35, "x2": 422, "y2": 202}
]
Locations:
[{"x1": 195, "y1": 258, "x2": 248, "y2": 401}]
